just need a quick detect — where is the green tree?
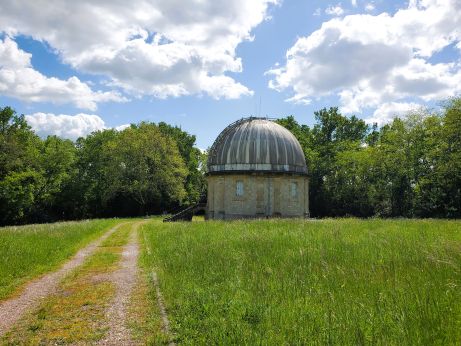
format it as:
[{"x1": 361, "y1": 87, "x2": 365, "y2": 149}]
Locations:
[
  {"x1": 72, "y1": 129, "x2": 119, "y2": 218},
  {"x1": 158, "y1": 122, "x2": 206, "y2": 204},
  {"x1": 0, "y1": 170, "x2": 43, "y2": 224},
  {"x1": 310, "y1": 108, "x2": 369, "y2": 216},
  {"x1": 74, "y1": 123, "x2": 188, "y2": 217},
  {"x1": 0, "y1": 106, "x2": 43, "y2": 225},
  {"x1": 413, "y1": 99, "x2": 461, "y2": 217},
  {"x1": 0, "y1": 106, "x2": 41, "y2": 179},
  {"x1": 106, "y1": 123, "x2": 187, "y2": 214},
  {"x1": 36, "y1": 136, "x2": 77, "y2": 221}
]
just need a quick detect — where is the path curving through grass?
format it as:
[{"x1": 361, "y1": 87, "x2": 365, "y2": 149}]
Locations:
[
  {"x1": 1, "y1": 220, "x2": 158, "y2": 345},
  {"x1": 0, "y1": 221, "x2": 126, "y2": 337},
  {"x1": 0, "y1": 219, "x2": 122, "y2": 300}
]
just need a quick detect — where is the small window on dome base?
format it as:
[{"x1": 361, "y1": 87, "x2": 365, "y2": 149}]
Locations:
[
  {"x1": 236, "y1": 181, "x2": 244, "y2": 196},
  {"x1": 291, "y1": 182, "x2": 298, "y2": 198}
]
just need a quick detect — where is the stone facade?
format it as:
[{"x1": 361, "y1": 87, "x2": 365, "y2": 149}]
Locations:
[{"x1": 206, "y1": 173, "x2": 309, "y2": 220}]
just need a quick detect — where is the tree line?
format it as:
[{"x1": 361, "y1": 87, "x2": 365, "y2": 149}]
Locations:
[
  {"x1": 1, "y1": 98, "x2": 460, "y2": 225},
  {"x1": 0, "y1": 106, "x2": 206, "y2": 226},
  {"x1": 277, "y1": 97, "x2": 461, "y2": 218}
]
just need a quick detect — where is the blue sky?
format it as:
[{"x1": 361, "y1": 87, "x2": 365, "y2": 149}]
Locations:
[{"x1": 0, "y1": 0, "x2": 460, "y2": 149}]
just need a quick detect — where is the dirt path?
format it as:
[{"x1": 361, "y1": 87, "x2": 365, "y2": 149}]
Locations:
[
  {"x1": 97, "y1": 221, "x2": 142, "y2": 345},
  {"x1": 0, "y1": 222, "x2": 126, "y2": 337}
]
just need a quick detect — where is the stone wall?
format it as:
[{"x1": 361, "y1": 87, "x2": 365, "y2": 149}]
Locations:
[{"x1": 206, "y1": 173, "x2": 309, "y2": 220}]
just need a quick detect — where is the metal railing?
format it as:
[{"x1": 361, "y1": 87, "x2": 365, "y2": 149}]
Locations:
[{"x1": 163, "y1": 202, "x2": 206, "y2": 222}]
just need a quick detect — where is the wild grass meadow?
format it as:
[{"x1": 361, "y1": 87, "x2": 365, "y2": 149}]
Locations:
[
  {"x1": 0, "y1": 219, "x2": 121, "y2": 300},
  {"x1": 140, "y1": 218, "x2": 461, "y2": 345}
]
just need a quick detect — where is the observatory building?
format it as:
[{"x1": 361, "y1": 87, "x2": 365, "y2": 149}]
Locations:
[{"x1": 206, "y1": 117, "x2": 309, "y2": 220}]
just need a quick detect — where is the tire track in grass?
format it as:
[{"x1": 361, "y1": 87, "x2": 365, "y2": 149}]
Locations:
[
  {"x1": 143, "y1": 227, "x2": 176, "y2": 346},
  {"x1": 2, "y1": 221, "x2": 134, "y2": 344},
  {"x1": 97, "y1": 221, "x2": 144, "y2": 345},
  {"x1": 0, "y1": 221, "x2": 127, "y2": 337}
]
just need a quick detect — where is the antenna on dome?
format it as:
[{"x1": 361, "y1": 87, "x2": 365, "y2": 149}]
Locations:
[{"x1": 258, "y1": 96, "x2": 262, "y2": 117}]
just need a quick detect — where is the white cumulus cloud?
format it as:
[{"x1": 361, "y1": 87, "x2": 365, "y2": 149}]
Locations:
[
  {"x1": 366, "y1": 102, "x2": 422, "y2": 125},
  {"x1": 25, "y1": 113, "x2": 107, "y2": 140},
  {"x1": 268, "y1": 0, "x2": 461, "y2": 114},
  {"x1": 25, "y1": 113, "x2": 135, "y2": 140},
  {"x1": 0, "y1": 37, "x2": 125, "y2": 111},
  {"x1": 0, "y1": 0, "x2": 278, "y2": 100}
]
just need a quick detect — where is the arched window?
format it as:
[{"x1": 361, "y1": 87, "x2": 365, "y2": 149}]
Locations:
[{"x1": 236, "y1": 181, "x2": 244, "y2": 196}]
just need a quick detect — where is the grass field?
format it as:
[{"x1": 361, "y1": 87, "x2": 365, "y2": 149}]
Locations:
[
  {"x1": 140, "y1": 218, "x2": 461, "y2": 345},
  {"x1": 0, "y1": 219, "x2": 121, "y2": 300}
]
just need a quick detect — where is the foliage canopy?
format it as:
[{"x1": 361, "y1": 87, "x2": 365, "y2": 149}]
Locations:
[
  {"x1": 0, "y1": 107, "x2": 205, "y2": 225},
  {"x1": 1, "y1": 98, "x2": 460, "y2": 225}
]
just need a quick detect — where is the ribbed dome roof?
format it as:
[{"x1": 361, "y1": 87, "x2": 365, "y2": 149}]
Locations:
[{"x1": 207, "y1": 117, "x2": 307, "y2": 175}]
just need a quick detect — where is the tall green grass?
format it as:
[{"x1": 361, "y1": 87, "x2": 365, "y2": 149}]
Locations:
[
  {"x1": 141, "y1": 219, "x2": 461, "y2": 345},
  {"x1": 0, "y1": 219, "x2": 121, "y2": 300}
]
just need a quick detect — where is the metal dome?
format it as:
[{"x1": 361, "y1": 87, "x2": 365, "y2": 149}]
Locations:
[{"x1": 207, "y1": 117, "x2": 307, "y2": 175}]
